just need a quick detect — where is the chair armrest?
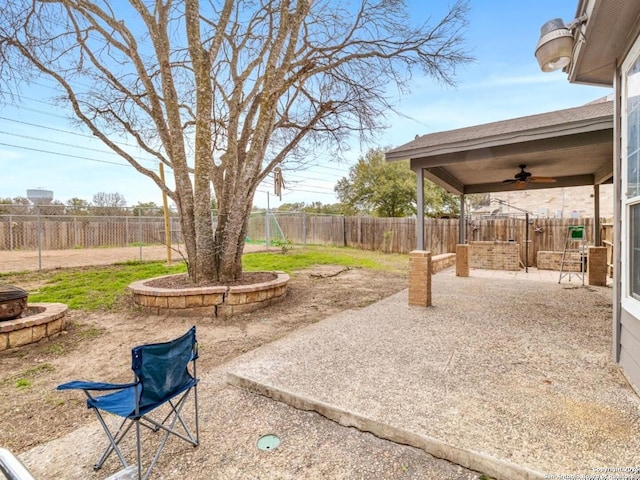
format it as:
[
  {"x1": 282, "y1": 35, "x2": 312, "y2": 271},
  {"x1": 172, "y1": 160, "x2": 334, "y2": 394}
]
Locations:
[{"x1": 57, "y1": 380, "x2": 137, "y2": 391}]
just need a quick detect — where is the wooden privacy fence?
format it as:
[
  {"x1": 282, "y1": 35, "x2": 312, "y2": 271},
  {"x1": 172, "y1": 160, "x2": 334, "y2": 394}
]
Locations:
[
  {"x1": 0, "y1": 212, "x2": 607, "y2": 268},
  {"x1": 251, "y1": 213, "x2": 603, "y2": 266},
  {"x1": 344, "y1": 217, "x2": 458, "y2": 255}
]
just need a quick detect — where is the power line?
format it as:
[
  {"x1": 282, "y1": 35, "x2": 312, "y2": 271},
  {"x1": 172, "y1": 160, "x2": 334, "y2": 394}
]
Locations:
[
  {"x1": 283, "y1": 189, "x2": 336, "y2": 197},
  {"x1": 2, "y1": 90, "x2": 355, "y2": 196},
  {"x1": 0, "y1": 141, "x2": 133, "y2": 167},
  {"x1": 0, "y1": 129, "x2": 156, "y2": 166},
  {"x1": 258, "y1": 178, "x2": 336, "y2": 197},
  {"x1": 0, "y1": 115, "x2": 142, "y2": 150}
]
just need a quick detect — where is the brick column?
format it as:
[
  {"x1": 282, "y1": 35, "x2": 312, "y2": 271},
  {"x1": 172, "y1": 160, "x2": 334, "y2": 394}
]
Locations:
[
  {"x1": 409, "y1": 250, "x2": 432, "y2": 307},
  {"x1": 456, "y1": 244, "x2": 469, "y2": 277},
  {"x1": 588, "y1": 246, "x2": 607, "y2": 286}
]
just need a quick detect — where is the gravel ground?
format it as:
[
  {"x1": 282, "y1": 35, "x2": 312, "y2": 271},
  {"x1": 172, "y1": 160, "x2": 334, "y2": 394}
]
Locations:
[
  {"x1": 225, "y1": 272, "x2": 637, "y2": 479},
  {"x1": 20, "y1": 364, "x2": 481, "y2": 480}
]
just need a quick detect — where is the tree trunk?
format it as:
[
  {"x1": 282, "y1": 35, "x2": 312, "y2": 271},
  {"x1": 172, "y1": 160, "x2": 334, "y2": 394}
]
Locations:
[{"x1": 213, "y1": 191, "x2": 253, "y2": 282}]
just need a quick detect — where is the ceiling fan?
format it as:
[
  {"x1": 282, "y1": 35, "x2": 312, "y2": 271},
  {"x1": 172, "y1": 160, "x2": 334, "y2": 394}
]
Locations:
[{"x1": 502, "y1": 165, "x2": 557, "y2": 188}]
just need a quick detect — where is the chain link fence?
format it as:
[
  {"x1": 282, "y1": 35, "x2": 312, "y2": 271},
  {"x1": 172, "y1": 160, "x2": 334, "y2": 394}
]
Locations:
[
  {"x1": 0, "y1": 204, "x2": 607, "y2": 272},
  {"x1": 0, "y1": 208, "x2": 181, "y2": 251}
]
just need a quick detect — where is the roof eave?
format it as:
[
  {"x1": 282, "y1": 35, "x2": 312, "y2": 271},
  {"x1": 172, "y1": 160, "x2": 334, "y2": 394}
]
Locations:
[
  {"x1": 385, "y1": 114, "x2": 612, "y2": 162},
  {"x1": 568, "y1": 0, "x2": 640, "y2": 86}
]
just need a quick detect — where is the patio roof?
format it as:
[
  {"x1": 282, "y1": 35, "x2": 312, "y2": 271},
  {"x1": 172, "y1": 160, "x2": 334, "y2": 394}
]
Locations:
[{"x1": 385, "y1": 99, "x2": 613, "y2": 195}]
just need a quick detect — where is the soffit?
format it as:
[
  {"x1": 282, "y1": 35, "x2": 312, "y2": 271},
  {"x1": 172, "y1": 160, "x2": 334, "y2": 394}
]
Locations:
[{"x1": 569, "y1": 0, "x2": 640, "y2": 86}]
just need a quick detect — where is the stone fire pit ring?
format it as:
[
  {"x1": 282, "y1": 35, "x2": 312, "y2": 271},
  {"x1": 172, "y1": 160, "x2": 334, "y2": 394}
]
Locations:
[
  {"x1": 129, "y1": 271, "x2": 289, "y2": 317},
  {"x1": 0, "y1": 303, "x2": 68, "y2": 351}
]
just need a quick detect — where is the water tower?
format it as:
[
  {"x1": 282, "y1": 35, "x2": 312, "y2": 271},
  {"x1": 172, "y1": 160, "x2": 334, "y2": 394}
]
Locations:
[{"x1": 26, "y1": 189, "x2": 53, "y2": 205}]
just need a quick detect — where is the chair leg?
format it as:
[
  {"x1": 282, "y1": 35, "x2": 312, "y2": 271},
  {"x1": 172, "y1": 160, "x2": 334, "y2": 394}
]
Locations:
[
  {"x1": 138, "y1": 391, "x2": 198, "y2": 480},
  {"x1": 91, "y1": 388, "x2": 199, "y2": 480},
  {"x1": 146, "y1": 392, "x2": 198, "y2": 445},
  {"x1": 194, "y1": 383, "x2": 199, "y2": 445},
  {"x1": 93, "y1": 412, "x2": 132, "y2": 471},
  {"x1": 136, "y1": 421, "x2": 142, "y2": 480},
  {"x1": 143, "y1": 401, "x2": 187, "y2": 479}
]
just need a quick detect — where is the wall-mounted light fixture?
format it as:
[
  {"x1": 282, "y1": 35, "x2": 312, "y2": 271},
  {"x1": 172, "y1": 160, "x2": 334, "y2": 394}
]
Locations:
[{"x1": 535, "y1": 15, "x2": 588, "y2": 72}]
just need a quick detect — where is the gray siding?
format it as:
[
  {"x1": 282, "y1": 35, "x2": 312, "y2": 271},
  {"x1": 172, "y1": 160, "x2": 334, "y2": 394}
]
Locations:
[{"x1": 620, "y1": 307, "x2": 640, "y2": 391}]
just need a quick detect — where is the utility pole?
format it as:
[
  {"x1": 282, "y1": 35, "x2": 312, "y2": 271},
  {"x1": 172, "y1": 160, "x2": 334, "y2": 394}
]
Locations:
[
  {"x1": 265, "y1": 192, "x2": 270, "y2": 248},
  {"x1": 159, "y1": 163, "x2": 172, "y2": 263}
]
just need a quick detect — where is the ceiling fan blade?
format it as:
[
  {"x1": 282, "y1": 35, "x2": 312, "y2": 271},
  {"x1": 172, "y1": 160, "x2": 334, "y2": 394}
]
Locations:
[
  {"x1": 529, "y1": 176, "x2": 557, "y2": 183},
  {"x1": 502, "y1": 179, "x2": 517, "y2": 183}
]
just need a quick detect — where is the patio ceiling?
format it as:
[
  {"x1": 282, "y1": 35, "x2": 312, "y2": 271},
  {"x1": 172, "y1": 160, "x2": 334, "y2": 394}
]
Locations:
[{"x1": 385, "y1": 100, "x2": 613, "y2": 195}]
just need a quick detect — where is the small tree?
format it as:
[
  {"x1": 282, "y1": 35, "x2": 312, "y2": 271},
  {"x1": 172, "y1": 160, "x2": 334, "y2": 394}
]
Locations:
[
  {"x1": 91, "y1": 192, "x2": 128, "y2": 216},
  {"x1": 65, "y1": 197, "x2": 91, "y2": 216},
  {"x1": 38, "y1": 200, "x2": 65, "y2": 216},
  {"x1": 335, "y1": 148, "x2": 417, "y2": 217},
  {"x1": 0, "y1": 197, "x2": 30, "y2": 215},
  {"x1": 0, "y1": 0, "x2": 471, "y2": 283},
  {"x1": 423, "y1": 183, "x2": 461, "y2": 218},
  {"x1": 336, "y1": 147, "x2": 460, "y2": 217},
  {"x1": 132, "y1": 201, "x2": 164, "y2": 217}
]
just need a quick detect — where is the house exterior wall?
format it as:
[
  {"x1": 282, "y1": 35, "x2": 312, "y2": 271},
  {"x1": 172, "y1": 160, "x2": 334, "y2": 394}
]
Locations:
[
  {"x1": 617, "y1": 31, "x2": 640, "y2": 392},
  {"x1": 564, "y1": 0, "x2": 640, "y2": 392},
  {"x1": 620, "y1": 308, "x2": 640, "y2": 389},
  {"x1": 487, "y1": 185, "x2": 614, "y2": 219}
]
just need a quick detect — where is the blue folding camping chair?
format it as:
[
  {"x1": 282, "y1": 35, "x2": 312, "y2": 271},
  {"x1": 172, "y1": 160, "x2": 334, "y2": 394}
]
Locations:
[{"x1": 58, "y1": 326, "x2": 199, "y2": 480}]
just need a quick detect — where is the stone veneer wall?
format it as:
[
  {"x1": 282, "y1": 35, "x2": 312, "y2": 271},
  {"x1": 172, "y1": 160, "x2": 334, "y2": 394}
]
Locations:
[
  {"x1": 130, "y1": 272, "x2": 289, "y2": 317},
  {"x1": 431, "y1": 253, "x2": 456, "y2": 274},
  {"x1": 537, "y1": 251, "x2": 585, "y2": 272},
  {"x1": 0, "y1": 303, "x2": 68, "y2": 351},
  {"x1": 468, "y1": 241, "x2": 520, "y2": 271}
]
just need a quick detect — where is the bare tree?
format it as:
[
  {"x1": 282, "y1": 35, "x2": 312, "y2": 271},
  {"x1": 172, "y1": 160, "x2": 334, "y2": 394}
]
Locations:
[
  {"x1": 91, "y1": 192, "x2": 128, "y2": 216},
  {"x1": 0, "y1": 0, "x2": 471, "y2": 283}
]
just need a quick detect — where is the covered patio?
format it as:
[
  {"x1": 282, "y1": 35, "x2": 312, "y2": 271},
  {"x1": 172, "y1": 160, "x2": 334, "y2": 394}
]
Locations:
[{"x1": 385, "y1": 99, "x2": 613, "y2": 248}]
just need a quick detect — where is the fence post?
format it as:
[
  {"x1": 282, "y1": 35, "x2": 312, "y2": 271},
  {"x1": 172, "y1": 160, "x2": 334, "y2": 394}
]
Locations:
[
  {"x1": 342, "y1": 215, "x2": 347, "y2": 247},
  {"x1": 265, "y1": 211, "x2": 270, "y2": 248},
  {"x1": 138, "y1": 209, "x2": 142, "y2": 261},
  {"x1": 36, "y1": 206, "x2": 42, "y2": 271},
  {"x1": 73, "y1": 216, "x2": 78, "y2": 248},
  {"x1": 8, "y1": 215, "x2": 13, "y2": 251},
  {"x1": 302, "y1": 211, "x2": 307, "y2": 246}
]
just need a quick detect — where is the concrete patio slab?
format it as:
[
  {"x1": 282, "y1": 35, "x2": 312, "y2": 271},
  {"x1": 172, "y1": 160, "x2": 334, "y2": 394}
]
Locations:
[
  {"x1": 20, "y1": 364, "x2": 480, "y2": 480},
  {"x1": 227, "y1": 272, "x2": 640, "y2": 480}
]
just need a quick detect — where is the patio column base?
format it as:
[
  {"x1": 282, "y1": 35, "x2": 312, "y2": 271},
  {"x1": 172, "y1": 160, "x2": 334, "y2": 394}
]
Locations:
[
  {"x1": 588, "y1": 246, "x2": 607, "y2": 286},
  {"x1": 409, "y1": 250, "x2": 432, "y2": 307},
  {"x1": 456, "y1": 244, "x2": 469, "y2": 277}
]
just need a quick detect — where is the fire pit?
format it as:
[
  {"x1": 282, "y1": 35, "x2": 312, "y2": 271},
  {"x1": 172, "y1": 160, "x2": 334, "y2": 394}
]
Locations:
[
  {"x1": 0, "y1": 285, "x2": 28, "y2": 321},
  {"x1": 0, "y1": 285, "x2": 68, "y2": 350}
]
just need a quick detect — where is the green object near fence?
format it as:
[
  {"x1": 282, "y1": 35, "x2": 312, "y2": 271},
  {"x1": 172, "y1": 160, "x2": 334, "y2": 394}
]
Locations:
[{"x1": 568, "y1": 225, "x2": 586, "y2": 240}]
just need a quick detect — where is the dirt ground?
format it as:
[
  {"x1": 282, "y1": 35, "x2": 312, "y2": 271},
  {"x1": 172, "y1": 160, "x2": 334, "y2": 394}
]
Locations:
[
  {"x1": 0, "y1": 262, "x2": 410, "y2": 456},
  {"x1": 0, "y1": 244, "x2": 267, "y2": 273}
]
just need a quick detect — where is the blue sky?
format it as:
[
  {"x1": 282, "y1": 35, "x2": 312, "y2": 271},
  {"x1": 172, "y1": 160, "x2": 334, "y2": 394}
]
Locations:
[{"x1": 0, "y1": 0, "x2": 610, "y2": 209}]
